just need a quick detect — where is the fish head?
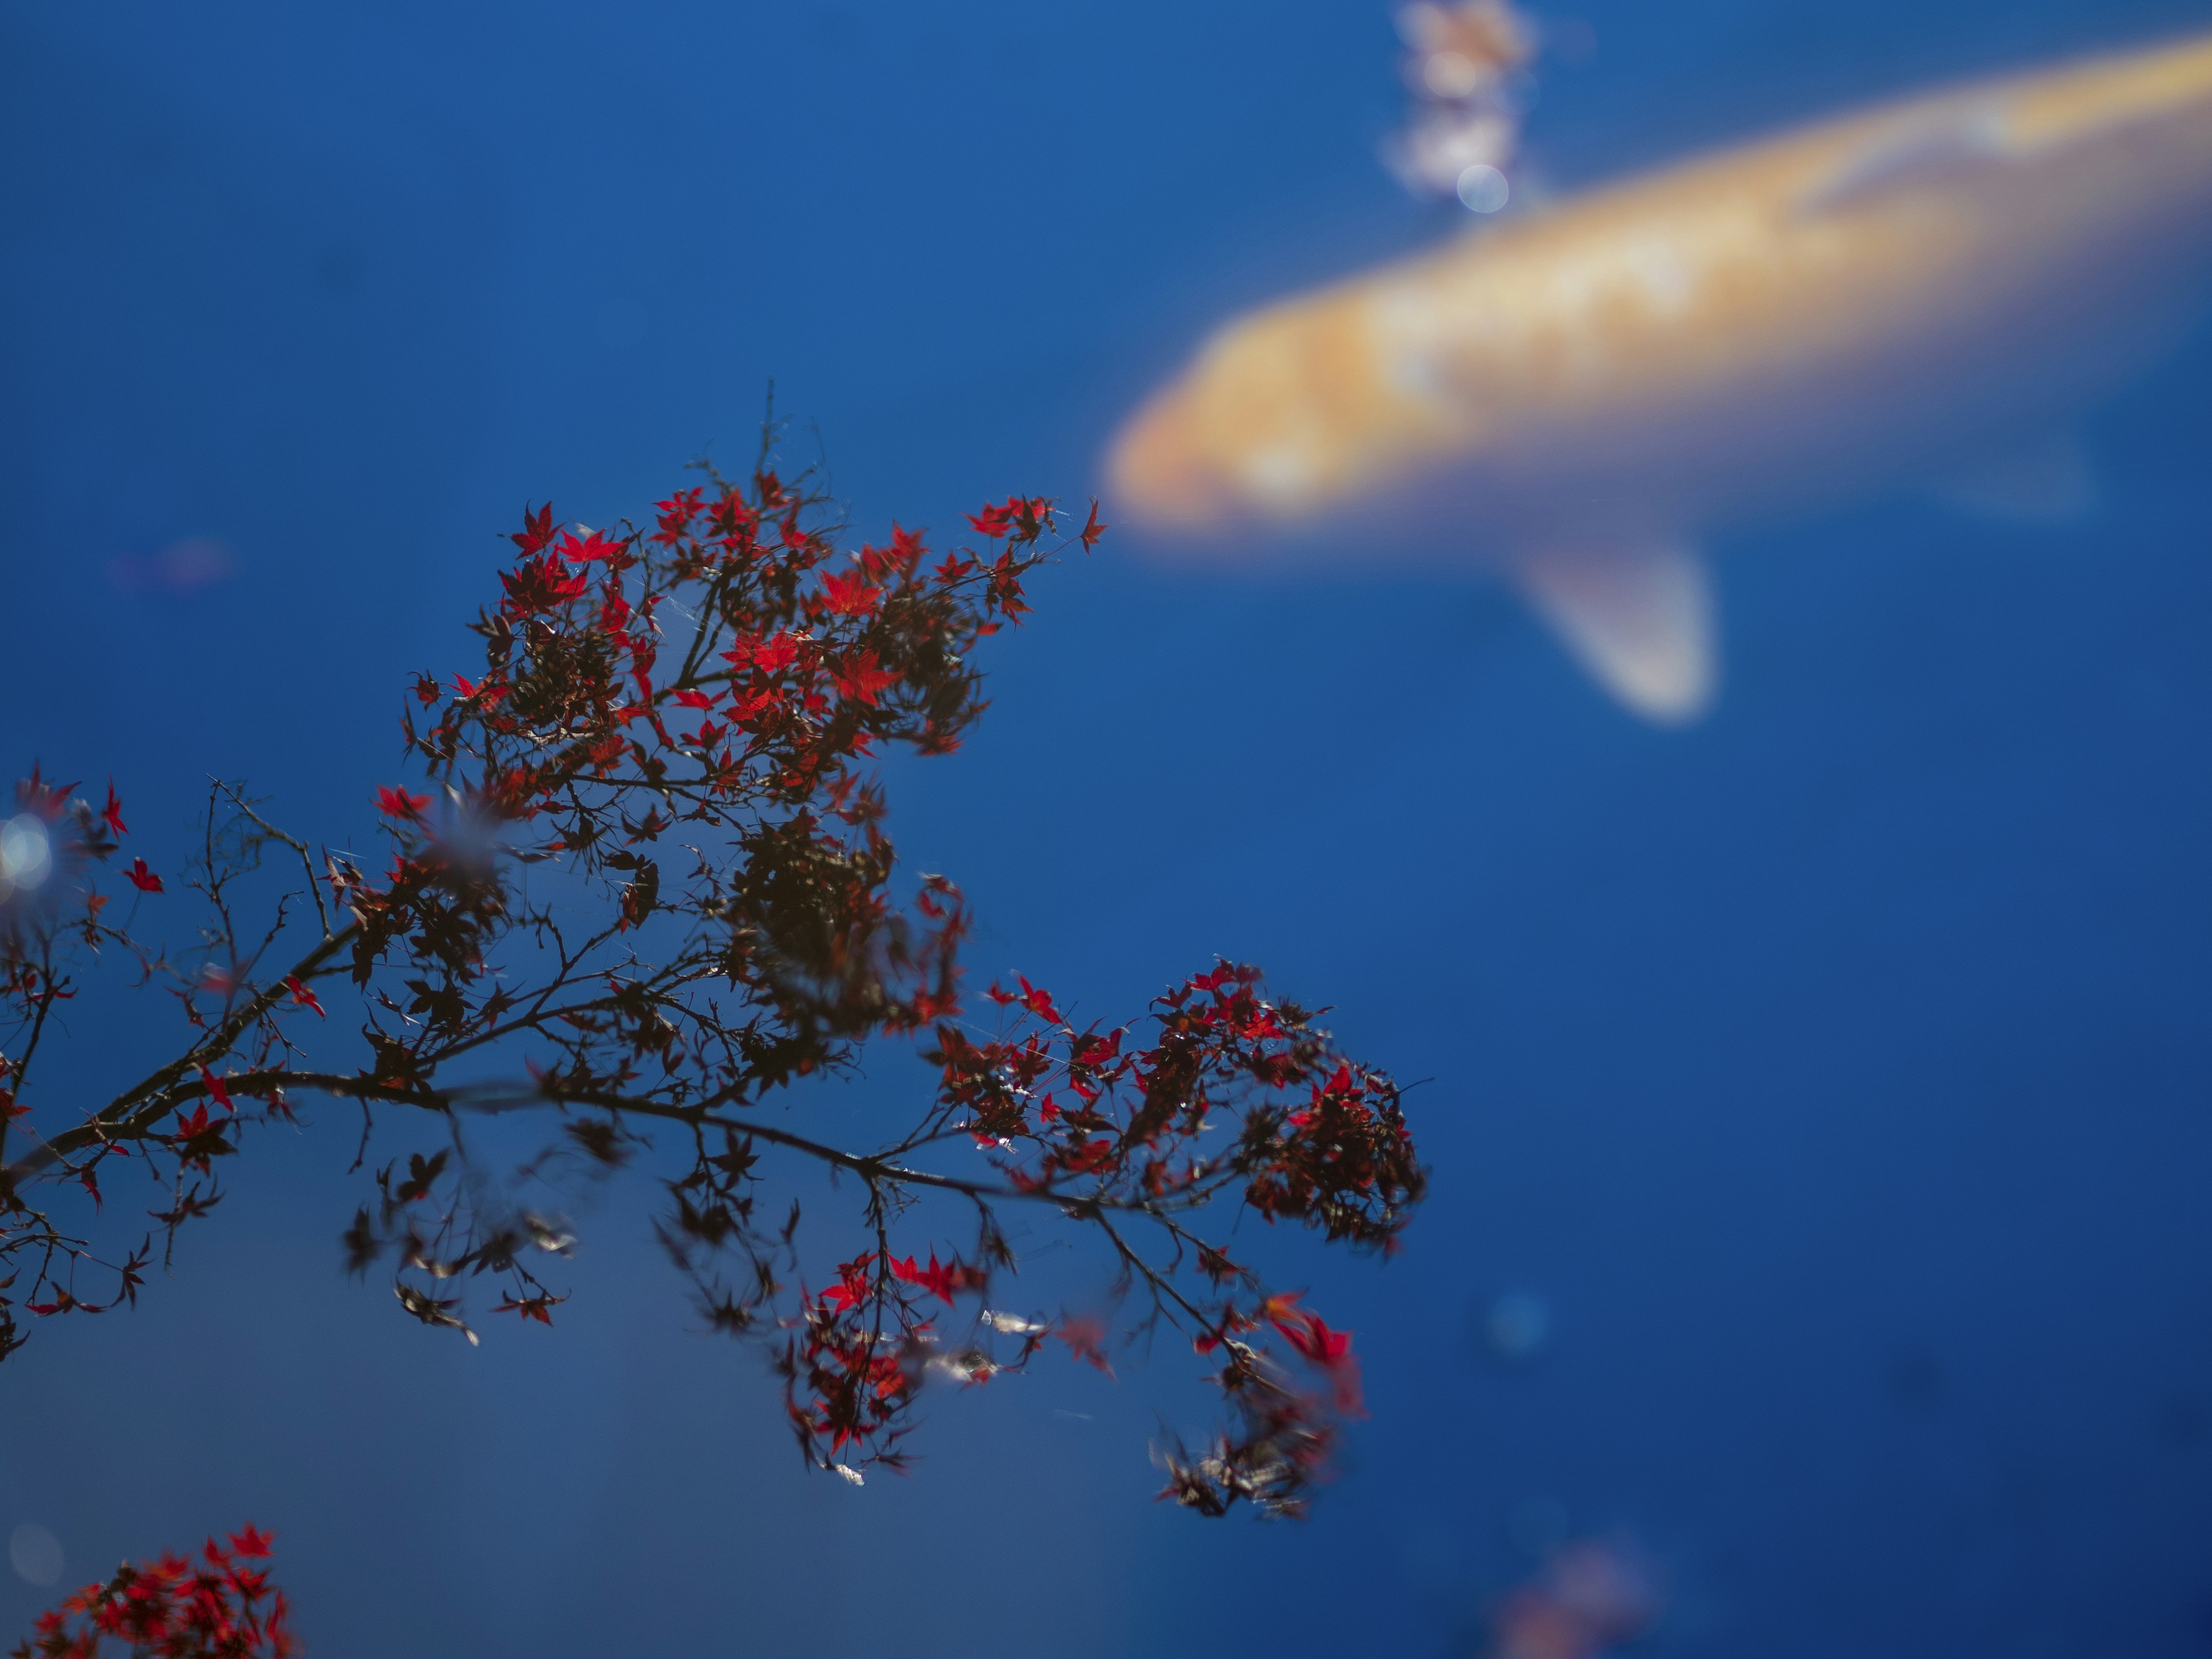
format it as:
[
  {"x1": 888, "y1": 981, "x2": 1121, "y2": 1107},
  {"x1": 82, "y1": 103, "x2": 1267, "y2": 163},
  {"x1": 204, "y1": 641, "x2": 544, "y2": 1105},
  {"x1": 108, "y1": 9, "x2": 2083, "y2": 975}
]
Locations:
[{"x1": 1107, "y1": 289, "x2": 1466, "y2": 549}]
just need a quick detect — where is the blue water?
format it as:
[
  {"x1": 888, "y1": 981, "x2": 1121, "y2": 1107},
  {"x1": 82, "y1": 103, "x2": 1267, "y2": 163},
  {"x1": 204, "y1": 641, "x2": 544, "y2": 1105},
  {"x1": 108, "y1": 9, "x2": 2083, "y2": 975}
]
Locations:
[{"x1": 3, "y1": 2, "x2": 2210, "y2": 1654}]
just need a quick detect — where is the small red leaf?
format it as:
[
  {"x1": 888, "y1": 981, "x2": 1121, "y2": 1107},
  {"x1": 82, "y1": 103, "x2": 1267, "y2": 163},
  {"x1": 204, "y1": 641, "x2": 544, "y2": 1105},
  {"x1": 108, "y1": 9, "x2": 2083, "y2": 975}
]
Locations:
[{"x1": 375, "y1": 786, "x2": 431, "y2": 820}]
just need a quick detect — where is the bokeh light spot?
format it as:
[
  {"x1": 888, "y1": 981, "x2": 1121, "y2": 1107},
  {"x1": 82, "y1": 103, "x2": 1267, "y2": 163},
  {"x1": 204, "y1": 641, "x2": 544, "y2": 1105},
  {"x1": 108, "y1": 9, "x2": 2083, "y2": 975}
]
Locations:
[
  {"x1": 1457, "y1": 162, "x2": 1511, "y2": 213},
  {"x1": 1424, "y1": 49, "x2": 1484, "y2": 99},
  {"x1": 1485, "y1": 1288, "x2": 1551, "y2": 1358},
  {"x1": 0, "y1": 815, "x2": 54, "y2": 902},
  {"x1": 9, "y1": 1524, "x2": 62, "y2": 1588}
]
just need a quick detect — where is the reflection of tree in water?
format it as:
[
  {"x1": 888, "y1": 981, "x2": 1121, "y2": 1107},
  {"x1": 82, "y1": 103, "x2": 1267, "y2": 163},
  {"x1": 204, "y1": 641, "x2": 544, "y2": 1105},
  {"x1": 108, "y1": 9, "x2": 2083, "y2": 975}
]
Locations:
[{"x1": 1384, "y1": 1, "x2": 1538, "y2": 212}]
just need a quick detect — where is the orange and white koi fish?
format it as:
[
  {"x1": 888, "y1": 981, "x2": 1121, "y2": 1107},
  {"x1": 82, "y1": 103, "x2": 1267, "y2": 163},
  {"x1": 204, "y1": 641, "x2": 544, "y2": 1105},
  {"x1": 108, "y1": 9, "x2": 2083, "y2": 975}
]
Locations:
[{"x1": 1109, "y1": 31, "x2": 2212, "y2": 721}]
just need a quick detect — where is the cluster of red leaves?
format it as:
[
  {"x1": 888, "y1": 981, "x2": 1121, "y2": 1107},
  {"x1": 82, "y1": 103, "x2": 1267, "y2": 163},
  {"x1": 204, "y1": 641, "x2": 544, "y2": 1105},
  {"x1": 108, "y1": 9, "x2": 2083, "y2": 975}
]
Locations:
[
  {"x1": 0, "y1": 456, "x2": 1105, "y2": 1392},
  {"x1": 414, "y1": 465, "x2": 1043, "y2": 804},
  {"x1": 772, "y1": 1238, "x2": 1006, "y2": 1476},
  {"x1": 0, "y1": 770, "x2": 179, "y2": 1349},
  {"x1": 969, "y1": 965, "x2": 1418, "y2": 1514},
  {"x1": 0, "y1": 437, "x2": 1427, "y2": 1520},
  {"x1": 12, "y1": 1527, "x2": 293, "y2": 1659},
  {"x1": 783, "y1": 1250, "x2": 933, "y2": 1469},
  {"x1": 322, "y1": 460, "x2": 1076, "y2": 1332},
  {"x1": 753, "y1": 961, "x2": 1418, "y2": 1510},
  {"x1": 940, "y1": 962, "x2": 1423, "y2": 1251},
  {"x1": 343, "y1": 459, "x2": 1062, "y2": 1105}
]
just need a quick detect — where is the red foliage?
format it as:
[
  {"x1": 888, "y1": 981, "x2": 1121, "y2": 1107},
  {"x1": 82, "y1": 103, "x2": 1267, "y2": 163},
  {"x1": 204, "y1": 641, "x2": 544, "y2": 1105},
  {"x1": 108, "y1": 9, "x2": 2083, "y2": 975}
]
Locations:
[
  {"x1": 0, "y1": 435, "x2": 1425, "y2": 1518},
  {"x1": 372, "y1": 787, "x2": 429, "y2": 821},
  {"x1": 12, "y1": 1526, "x2": 294, "y2": 1659}
]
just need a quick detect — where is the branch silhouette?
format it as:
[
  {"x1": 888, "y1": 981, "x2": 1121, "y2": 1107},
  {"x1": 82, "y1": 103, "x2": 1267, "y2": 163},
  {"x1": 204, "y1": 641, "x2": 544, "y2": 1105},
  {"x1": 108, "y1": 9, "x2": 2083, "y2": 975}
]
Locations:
[{"x1": 0, "y1": 435, "x2": 1423, "y2": 1516}]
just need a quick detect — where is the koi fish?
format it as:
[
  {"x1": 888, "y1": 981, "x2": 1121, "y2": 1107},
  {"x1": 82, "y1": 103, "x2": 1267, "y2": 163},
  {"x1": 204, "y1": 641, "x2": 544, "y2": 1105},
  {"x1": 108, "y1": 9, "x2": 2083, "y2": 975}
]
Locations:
[{"x1": 1108, "y1": 31, "x2": 2212, "y2": 721}]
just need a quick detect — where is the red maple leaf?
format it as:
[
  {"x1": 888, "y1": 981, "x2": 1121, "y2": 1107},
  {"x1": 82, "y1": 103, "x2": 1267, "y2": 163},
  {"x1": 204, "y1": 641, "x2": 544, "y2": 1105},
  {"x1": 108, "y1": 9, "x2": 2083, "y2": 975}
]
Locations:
[
  {"x1": 889, "y1": 1249, "x2": 976, "y2": 1306},
  {"x1": 375, "y1": 786, "x2": 431, "y2": 820},
  {"x1": 1269, "y1": 1304, "x2": 1363, "y2": 1414},
  {"x1": 1055, "y1": 1313, "x2": 1115, "y2": 1375},
  {"x1": 653, "y1": 487, "x2": 704, "y2": 546},
  {"x1": 124, "y1": 858, "x2": 163, "y2": 893},
  {"x1": 499, "y1": 554, "x2": 590, "y2": 612},
  {"x1": 830, "y1": 650, "x2": 899, "y2": 707},
  {"x1": 710, "y1": 491, "x2": 757, "y2": 543},
  {"x1": 820, "y1": 1251, "x2": 876, "y2": 1314},
  {"x1": 101, "y1": 779, "x2": 127, "y2": 838},
  {"x1": 199, "y1": 1066, "x2": 234, "y2": 1112},
  {"x1": 510, "y1": 502, "x2": 556, "y2": 554},
  {"x1": 1078, "y1": 499, "x2": 1108, "y2": 552},
  {"x1": 819, "y1": 566, "x2": 881, "y2": 619},
  {"x1": 966, "y1": 494, "x2": 1054, "y2": 540},
  {"x1": 16, "y1": 764, "x2": 74, "y2": 822},
  {"x1": 494, "y1": 1292, "x2": 566, "y2": 1325},
  {"x1": 285, "y1": 975, "x2": 325, "y2": 1018},
  {"x1": 1059, "y1": 1137, "x2": 1116, "y2": 1175},
  {"x1": 1016, "y1": 974, "x2": 1061, "y2": 1025},
  {"x1": 1270, "y1": 1308, "x2": 1349, "y2": 1366},
  {"x1": 228, "y1": 1524, "x2": 276, "y2": 1559},
  {"x1": 725, "y1": 631, "x2": 801, "y2": 676},
  {"x1": 556, "y1": 527, "x2": 626, "y2": 563}
]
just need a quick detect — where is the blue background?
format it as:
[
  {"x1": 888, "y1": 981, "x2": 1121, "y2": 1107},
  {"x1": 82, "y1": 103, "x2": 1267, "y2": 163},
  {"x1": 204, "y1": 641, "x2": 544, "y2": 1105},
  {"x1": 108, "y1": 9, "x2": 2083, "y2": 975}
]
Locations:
[{"x1": 3, "y1": 1, "x2": 2211, "y2": 1654}]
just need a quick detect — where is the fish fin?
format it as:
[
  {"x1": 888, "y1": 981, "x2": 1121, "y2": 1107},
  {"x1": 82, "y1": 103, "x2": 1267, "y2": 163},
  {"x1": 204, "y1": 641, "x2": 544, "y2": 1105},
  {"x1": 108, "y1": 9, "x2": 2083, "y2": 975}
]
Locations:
[
  {"x1": 1797, "y1": 103, "x2": 2017, "y2": 214},
  {"x1": 1514, "y1": 541, "x2": 1718, "y2": 725},
  {"x1": 1931, "y1": 428, "x2": 2097, "y2": 522}
]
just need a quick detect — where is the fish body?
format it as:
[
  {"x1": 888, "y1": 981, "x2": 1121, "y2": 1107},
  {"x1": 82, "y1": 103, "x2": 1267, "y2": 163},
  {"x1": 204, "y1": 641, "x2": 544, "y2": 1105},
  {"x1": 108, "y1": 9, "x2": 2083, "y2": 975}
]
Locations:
[{"x1": 1108, "y1": 32, "x2": 2212, "y2": 719}]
